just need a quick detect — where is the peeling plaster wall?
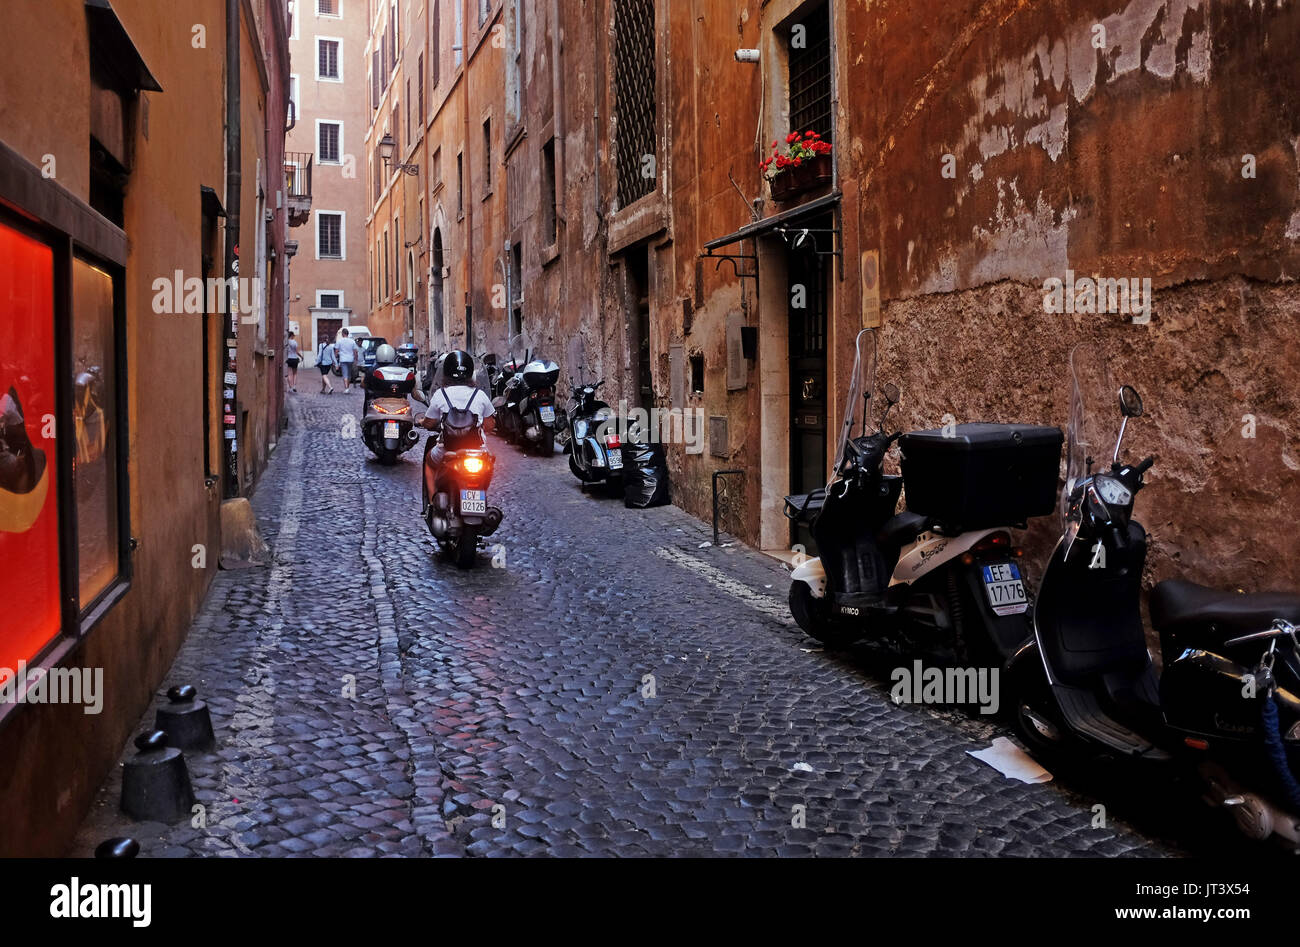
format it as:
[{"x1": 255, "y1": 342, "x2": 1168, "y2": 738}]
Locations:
[{"x1": 847, "y1": 0, "x2": 1300, "y2": 591}]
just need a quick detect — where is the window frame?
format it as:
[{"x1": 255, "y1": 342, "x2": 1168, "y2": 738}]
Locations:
[
  {"x1": 316, "y1": 290, "x2": 344, "y2": 309},
  {"x1": 315, "y1": 0, "x2": 342, "y2": 18},
  {"x1": 315, "y1": 119, "x2": 343, "y2": 165},
  {"x1": 315, "y1": 210, "x2": 346, "y2": 260},
  {"x1": 315, "y1": 36, "x2": 344, "y2": 82},
  {"x1": 0, "y1": 143, "x2": 133, "y2": 687}
]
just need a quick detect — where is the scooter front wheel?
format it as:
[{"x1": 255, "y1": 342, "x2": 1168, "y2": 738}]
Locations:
[
  {"x1": 789, "y1": 581, "x2": 860, "y2": 649},
  {"x1": 1008, "y1": 658, "x2": 1076, "y2": 761}
]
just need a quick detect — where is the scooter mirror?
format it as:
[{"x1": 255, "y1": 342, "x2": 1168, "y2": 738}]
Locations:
[
  {"x1": 1119, "y1": 385, "x2": 1144, "y2": 418},
  {"x1": 883, "y1": 383, "x2": 901, "y2": 405}
]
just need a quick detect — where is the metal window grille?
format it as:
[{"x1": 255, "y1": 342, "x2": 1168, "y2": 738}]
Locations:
[
  {"x1": 317, "y1": 0, "x2": 337, "y2": 16},
  {"x1": 788, "y1": 3, "x2": 832, "y2": 143},
  {"x1": 318, "y1": 123, "x2": 339, "y2": 162},
  {"x1": 418, "y1": 53, "x2": 425, "y2": 118},
  {"x1": 432, "y1": 1, "x2": 441, "y2": 84},
  {"x1": 319, "y1": 214, "x2": 342, "y2": 258},
  {"x1": 613, "y1": 0, "x2": 656, "y2": 209},
  {"x1": 318, "y1": 39, "x2": 339, "y2": 78},
  {"x1": 319, "y1": 293, "x2": 341, "y2": 308}
]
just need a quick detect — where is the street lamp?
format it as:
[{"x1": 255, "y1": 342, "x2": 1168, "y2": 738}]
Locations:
[{"x1": 379, "y1": 132, "x2": 419, "y2": 176}]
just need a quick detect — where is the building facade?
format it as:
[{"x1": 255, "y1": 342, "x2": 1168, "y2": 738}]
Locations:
[
  {"x1": 391, "y1": 0, "x2": 1299, "y2": 595},
  {"x1": 286, "y1": 0, "x2": 371, "y2": 359},
  {"x1": 0, "y1": 0, "x2": 291, "y2": 856}
]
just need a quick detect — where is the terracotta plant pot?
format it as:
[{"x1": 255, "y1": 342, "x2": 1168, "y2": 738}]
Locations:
[{"x1": 768, "y1": 153, "x2": 833, "y2": 203}]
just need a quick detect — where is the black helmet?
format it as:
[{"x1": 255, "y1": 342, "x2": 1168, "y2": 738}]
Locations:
[{"x1": 444, "y1": 350, "x2": 474, "y2": 384}]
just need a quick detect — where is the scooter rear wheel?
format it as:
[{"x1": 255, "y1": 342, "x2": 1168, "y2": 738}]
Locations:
[
  {"x1": 789, "y1": 581, "x2": 860, "y2": 649},
  {"x1": 455, "y1": 527, "x2": 478, "y2": 569}
]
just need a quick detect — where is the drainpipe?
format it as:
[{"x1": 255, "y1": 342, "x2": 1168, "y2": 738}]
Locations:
[
  {"x1": 223, "y1": 0, "x2": 242, "y2": 499},
  {"x1": 462, "y1": 0, "x2": 474, "y2": 353}
]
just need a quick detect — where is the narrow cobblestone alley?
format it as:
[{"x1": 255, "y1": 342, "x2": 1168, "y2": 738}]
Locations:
[{"x1": 70, "y1": 388, "x2": 1186, "y2": 857}]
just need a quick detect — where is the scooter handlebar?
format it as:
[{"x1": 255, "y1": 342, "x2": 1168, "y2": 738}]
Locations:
[{"x1": 1134, "y1": 456, "x2": 1155, "y2": 476}]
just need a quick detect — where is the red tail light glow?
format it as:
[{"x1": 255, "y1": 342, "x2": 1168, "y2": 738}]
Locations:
[
  {"x1": 462, "y1": 456, "x2": 485, "y2": 474},
  {"x1": 971, "y1": 532, "x2": 1012, "y2": 555}
]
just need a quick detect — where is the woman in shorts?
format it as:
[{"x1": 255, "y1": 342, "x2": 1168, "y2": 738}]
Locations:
[
  {"x1": 316, "y1": 337, "x2": 337, "y2": 394},
  {"x1": 285, "y1": 332, "x2": 301, "y2": 392}
]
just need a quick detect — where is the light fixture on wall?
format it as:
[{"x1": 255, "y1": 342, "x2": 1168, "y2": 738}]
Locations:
[
  {"x1": 379, "y1": 132, "x2": 419, "y2": 176},
  {"x1": 735, "y1": 49, "x2": 759, "y2": 63}
]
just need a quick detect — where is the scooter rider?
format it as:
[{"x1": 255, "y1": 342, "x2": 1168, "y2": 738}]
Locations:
[
  {"x1": 420, "y1": 350, "x2": 494, "y2": 475},
  {"x1": 364, "y1": 343, "x2": 399, "y2": 412}
]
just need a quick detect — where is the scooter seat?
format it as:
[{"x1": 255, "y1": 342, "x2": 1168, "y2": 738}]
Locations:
[
  {"x1": 1149, "y1": 579, "x2": 1300, "y2": 637},
  {"x1": 877, "y1": 511, "x2": 932, "y2": 549},
  {"x1": 783, "y1": 489, "x2": 825, "y2": 523}
]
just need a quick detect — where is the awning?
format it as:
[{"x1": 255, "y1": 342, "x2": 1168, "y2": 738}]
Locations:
[
  {"x1": 701, "y1": 191, "x2": 842, "y2": 279},
  {"x1": 86, "y1": 0, "x2": 164, "y2": 94}
]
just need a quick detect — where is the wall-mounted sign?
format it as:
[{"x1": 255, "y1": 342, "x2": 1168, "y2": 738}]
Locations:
[
  {"x1": 223, "y1": 372, "x2": 237, "y2": 385},
  {"x1": 860, "y1": 249, "x2": 881, "y2": 328}
]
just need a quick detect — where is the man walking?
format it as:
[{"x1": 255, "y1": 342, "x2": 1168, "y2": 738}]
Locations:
[{"x1": 336, "y1": 328, "x2": 360, "y2": 392}]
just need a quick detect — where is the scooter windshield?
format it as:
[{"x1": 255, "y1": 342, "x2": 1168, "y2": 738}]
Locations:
[
  {"x1": 829, "y1": 327, "x2": 878, "y2": 486},
  {"x1": 1063, "y1": 342, "x2": 1138, "y2": 538}
]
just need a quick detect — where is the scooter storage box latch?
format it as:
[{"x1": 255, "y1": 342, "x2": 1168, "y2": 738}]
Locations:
[{"x1": 899, "y1": 423, "x2": 1063, "y2": 530}]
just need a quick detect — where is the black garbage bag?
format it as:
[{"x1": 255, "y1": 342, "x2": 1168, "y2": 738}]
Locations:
[{"x1": 622, "y1": 441, "x2": 671, "y2": 508}]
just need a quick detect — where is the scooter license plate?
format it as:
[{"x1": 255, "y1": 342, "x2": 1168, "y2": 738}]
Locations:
[
  {"x1": 539, "y1": 405, "x2": 556, "y2": 423},
  {"x1": 384, "y1": 421, "x2": 400, "y2": 438},
  {"x1": 982, "y1": 562, "x2": 1028, "y2": 616},
  {"x1": 460, "y1": 490, "x2": 486, "y2": 514},
  {"x1": 607, "y1": 449, "x2": 623, "y2": 469}
]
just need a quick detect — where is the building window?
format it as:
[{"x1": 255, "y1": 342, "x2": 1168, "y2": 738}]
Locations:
[
  {"x1": 318, "y1": 291, "x2": 342, "y2": 309},
  {"x1": 316, "y1": 0, "x2": 339, "y2": 16},
  {"x1": 383, "y1": 229, "x2": 390, "y2": 297},
  {"x1": 372, "y1": 50, "x2": 380, "y2": 109},
  {"x1": 317, "y1": 212, "x2": 344, "y2": 259},
  {"x1": 482, "y1": 118, "x2": 492, "y2": 193},
  {"x1": 690, "y1": 353, "x2": 704, "y2": 394},
  {"x1": 456, "y1": 151, "x2": 464, "y2": 216},
  {"x1": 479, "y1": 0, "x2": 489, "y2": 27},
  {"x1": 613, "y1": 0, "x2": 656, "y2": 208},
  {"x1": 394, "y1": 215, "x2": 402, "y2": 296},
  {"x1": 317, "y1": 121, "x2": 341, "y2": 163},
  {"x1": 788, "y1": 1, "x2": 833, "y2": 143},
  {"x1": 393, "y1": 2, "x2": 399, "y2": 52},
  {"x1": 432, "y1": 146, "x2": 442, "y2": 188},
  {"x1": 541, "y1": 138, "x2": 557, "y2": 246},
  {"x1": 454, "y1": 0, "x2": 464, "y2": 68},
  {"x1": 317, "y1": 38, "x2": 341, "y2": 80},
  {"x1": 405, "y1": 80, "x2": 412, "y2": 146},
  {"x1": 431, "y1": 2, "x2": 441, "y2": 87},
  {"x1": 417, "y1": 53, "x2": 425, "y2": 121}
]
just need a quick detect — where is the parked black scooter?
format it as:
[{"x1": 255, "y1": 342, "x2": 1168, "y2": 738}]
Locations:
[
  {"x1": 1012, "y1": 346, "x2": 1300, "y2": 848},
  {"x1": 561, "y1": 372, "x2": 623, "y2": 490},
  {"x1": 492, "y1": 334, "x2": 560, "y2": 455},
  {"x1": 785, "y1": 327, "x2": 1062, "y2": 669}
]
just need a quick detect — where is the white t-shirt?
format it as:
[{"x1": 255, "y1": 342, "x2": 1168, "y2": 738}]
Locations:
[
  {"x1": 336, "y1": 337, "x2": 360, "y2": 363},
  {"x1": 428, "y1": 385, "x2": 495, "y2": 425}
]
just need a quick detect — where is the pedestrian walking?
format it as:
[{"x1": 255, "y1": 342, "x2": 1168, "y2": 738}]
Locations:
[
  {"x1": 336, "y1": 327, "x2": 360, "y2": 391},
  {"x1": 285, "y1": 331, "x2": 301, "y2": 392},
  {"x1": 316, "y1": 335, "x2": 337, "y2": 394}
]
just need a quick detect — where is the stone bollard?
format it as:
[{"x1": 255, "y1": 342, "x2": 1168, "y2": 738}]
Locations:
[
  {"x1": 154, "y1": 684, "x2": 216, "y2": 752},
  {"x1": 120, "y1": 730, "x2": 196, "y2": 823}
]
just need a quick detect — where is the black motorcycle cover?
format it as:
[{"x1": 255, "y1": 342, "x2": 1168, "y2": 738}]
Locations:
[{"x1": 623, "y1": 442, "x2": 671, "y2": 508}]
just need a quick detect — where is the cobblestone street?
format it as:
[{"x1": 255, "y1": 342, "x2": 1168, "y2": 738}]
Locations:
[{"x1": 71, "y1": 387, "x2": 1186, "y2": 857}]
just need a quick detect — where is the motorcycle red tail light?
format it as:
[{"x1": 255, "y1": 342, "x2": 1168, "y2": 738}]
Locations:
[
  {"x1": 972, "y1": 532, "x2": 1011, "y2": 554},
  {"x1": 605, "y1": 434, "x2": 621, "y2": 448}
]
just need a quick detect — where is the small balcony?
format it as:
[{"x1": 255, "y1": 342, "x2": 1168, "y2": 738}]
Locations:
[{"x1": 285, "y1": 152, "x2": 312, "y2": 228}]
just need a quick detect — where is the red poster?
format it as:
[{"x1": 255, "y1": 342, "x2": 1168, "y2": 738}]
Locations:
[{"x1": 0, "y1": 221, "x2": 60, "y2": 683}]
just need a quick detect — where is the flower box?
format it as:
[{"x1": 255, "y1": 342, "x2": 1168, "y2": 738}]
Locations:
[{"x1": 768, "y1": 153, "x2": 833, "y2": 202}]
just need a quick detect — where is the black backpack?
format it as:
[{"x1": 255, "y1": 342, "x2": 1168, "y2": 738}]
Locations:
[{"x1": 439, "y1": 388, "x2": 479, "y2": 449}]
